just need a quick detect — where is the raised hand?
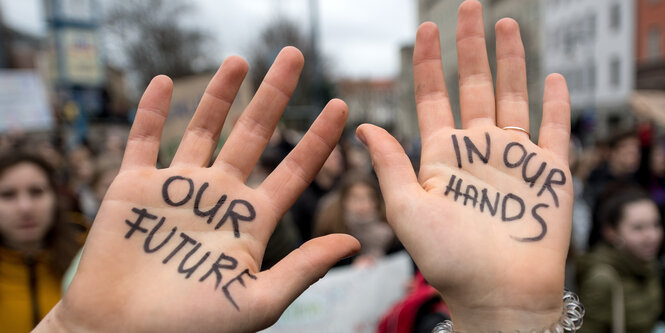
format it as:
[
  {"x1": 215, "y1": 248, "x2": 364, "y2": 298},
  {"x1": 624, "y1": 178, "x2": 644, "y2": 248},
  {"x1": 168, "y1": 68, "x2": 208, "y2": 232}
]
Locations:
[
  {"x1": 356, "y1": 2, "x2": 572, "y2": 330},
  {"x1": 36, "y1": 47, "x2": 359, "y2": 333}
]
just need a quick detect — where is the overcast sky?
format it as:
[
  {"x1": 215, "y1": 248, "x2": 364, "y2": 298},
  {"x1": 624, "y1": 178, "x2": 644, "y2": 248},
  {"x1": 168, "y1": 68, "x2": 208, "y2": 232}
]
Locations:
[{"x1": 0, "y1": 0, "x2": 417, "y2": 79}]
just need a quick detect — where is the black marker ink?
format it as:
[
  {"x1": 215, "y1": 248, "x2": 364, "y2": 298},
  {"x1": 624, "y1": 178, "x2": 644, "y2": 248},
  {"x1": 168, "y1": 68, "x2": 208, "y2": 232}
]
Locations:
[
  {"x1": 521, "y1": 153, "x2": 546, "y2": 188},
  {"x1": 463, "y1": 132, "x2": 491, "y2": 164},
  {"x1": 463, "y1": 184, "x2": 478, "y2": 207},
  {"x1": 162, "y1": 176, "x2": 194, "y2": 207},
  {"x1": 444, "y1": 175, "x2": 457, "y2": 196},
  {"x1": 194, "y1": 182, "x2": 227, "y2": 224},
  {"x1": 537, "y1": 168, "x2": 566, "y2": 207},
  {"x1": 163, "y1": 232, "x2": 197, "y2": 264},
  {"x1": 215, "y1": 199, "x2": 256, "y2": 238},
  {"x1": 480, "y1": 189, "x2": 499, "y2": 216},
  {"x1": 177, "y1": 243, "x2": 211, "y2": 279},
  {"x1": 144, "y1": 217, "x2": 177, "y2": 253},
  {"x1": 501, "y1": 193, "x2": 525, "y2": 222},
  {"x1": 125, "y1": 207, "x2": 157, "y2": 239},
  {"x1": 199, "y1": 252, "x2": 238, "y2": 289},
  {"x1": 512, "y1": 203, "x2": 548, "y2": 242},
  {"x1": 222, "y1": 269, "x2": 257, "y2": 311},
  {"x1": 444, "y1": 176, "x2": 463, "y2": 201},
  {"x1": 452, "y1": 134, "x2": 462, "y2": 168},
  {"x1": 503, "y1": 142, "x2": 527, "y2": 168}
]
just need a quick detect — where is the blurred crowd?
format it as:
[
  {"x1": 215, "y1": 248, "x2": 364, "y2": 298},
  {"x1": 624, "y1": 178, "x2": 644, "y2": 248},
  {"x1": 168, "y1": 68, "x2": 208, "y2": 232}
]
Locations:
[
  {"x1": 568, "y1": 122, "x2": 665, "y2": 332},
  {"x1": 2, "y1": 118, "x2": 665, "y2": 332}
]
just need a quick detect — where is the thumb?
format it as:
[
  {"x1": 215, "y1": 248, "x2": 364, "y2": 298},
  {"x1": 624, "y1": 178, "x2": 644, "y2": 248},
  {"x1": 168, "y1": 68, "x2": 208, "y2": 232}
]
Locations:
[
  {"x1": 356, "y1": 123, "x2": 422, "y2": 209},
  {"x1": 254, "y1": 234, "x2": 360, "y2": 323}
]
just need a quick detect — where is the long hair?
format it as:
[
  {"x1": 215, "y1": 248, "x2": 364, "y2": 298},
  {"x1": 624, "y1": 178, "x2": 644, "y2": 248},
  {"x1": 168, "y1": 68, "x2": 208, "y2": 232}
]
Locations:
[
  {"x1": 313, "y1": 173, "x2": 386, "y2": 237},
  {"x1": 589, "y1": 184, "x2": 657, "y2": 247},
  {"x1": 0, "y1": 151, "x2": 80, "y2": 276}
]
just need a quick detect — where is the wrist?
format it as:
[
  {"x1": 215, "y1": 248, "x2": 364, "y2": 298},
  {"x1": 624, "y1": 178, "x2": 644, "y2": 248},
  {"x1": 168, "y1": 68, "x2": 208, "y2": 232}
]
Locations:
[
  {"x1": 33, "y1": 302, "x2": 89, "y2": 333},
  {"x1": 439, "y1": 290, "x2": 584, "y2": 332},
  {"x1": 447, "y1": 306, "x2": 562, "y2": 332},
  {"x1": 33, "y1": 302, "x2": 68, "y2": 333}
]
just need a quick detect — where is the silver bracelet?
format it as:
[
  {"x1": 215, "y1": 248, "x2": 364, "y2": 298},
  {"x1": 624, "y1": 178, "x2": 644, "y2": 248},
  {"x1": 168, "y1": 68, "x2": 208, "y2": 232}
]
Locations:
[{"x1": 432, "y1": 290, "x2": 585, "y2": 333}]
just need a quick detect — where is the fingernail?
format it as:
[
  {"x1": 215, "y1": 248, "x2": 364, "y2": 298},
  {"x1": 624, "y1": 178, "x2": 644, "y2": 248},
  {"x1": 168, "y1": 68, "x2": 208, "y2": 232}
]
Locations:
[{"x1": 356, "y1": 129, "x2": 368, "y2": 146}]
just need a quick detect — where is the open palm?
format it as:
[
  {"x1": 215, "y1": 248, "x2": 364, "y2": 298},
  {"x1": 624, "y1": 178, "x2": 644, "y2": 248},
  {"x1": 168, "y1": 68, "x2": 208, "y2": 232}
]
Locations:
[
  {"x1": 357, "y1": 2, "x2": 572, "y2": 330},
  {"x1": 39, "y1": 48, "x2": 359, "y2": 333}
]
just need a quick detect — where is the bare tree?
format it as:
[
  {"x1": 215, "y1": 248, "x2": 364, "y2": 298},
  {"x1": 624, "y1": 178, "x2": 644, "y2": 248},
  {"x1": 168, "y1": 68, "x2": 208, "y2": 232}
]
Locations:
[
  {"x1": 250, "y1": 20, "x2": 333, "y2": 128},
  {"x1": 105, "y1": 0, "x2": 212, "y2": 88}
]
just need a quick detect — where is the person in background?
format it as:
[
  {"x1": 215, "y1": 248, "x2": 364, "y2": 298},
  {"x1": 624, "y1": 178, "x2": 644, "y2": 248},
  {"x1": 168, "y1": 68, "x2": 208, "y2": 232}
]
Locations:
[
  {"x1": 570, "y1": 136, "x2": 592, "y2": 253},
  {"x1": 577, "y1": 187, "x2": 663, "y2": 332},
  {"x1": 645, "y1": 139, "x2": 665, "y2": 216},
  {"x1": 314, "y1": 173, "x2": 394, "y2": 267},
  {"x1": 290, "y1": 144, "x2": 345, "y2": 243},
  {"x1": 584, "y1": 131, "x2": 641, "y2": 209},
  {"x1": 0, "y1": 152, "x2": 81, "y2": 332},
  {"x1": 67, "y1": 145, "x2": 98, "y2": 221},
  {"x1": 585, "y1": 131, "x2": 643, "y2": 248}
]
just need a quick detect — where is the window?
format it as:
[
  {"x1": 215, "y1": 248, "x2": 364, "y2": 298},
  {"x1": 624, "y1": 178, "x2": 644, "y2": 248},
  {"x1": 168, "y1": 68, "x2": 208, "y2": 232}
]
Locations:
[
  {"x1": 610, "y1": 57, "x2": 620, "y2": 87},
  {"x1": 609, "y1": 3, "x2": 620, "y2": 30},
  {"x1": 647, "y1": 27, "x2": 662, "y2": 60}
]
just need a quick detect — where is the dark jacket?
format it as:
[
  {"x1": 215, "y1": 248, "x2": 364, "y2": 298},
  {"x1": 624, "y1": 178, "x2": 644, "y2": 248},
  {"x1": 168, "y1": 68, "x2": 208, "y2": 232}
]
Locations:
[{"x1": 577, "y1": 243, "x2": 662, "y2": 333}]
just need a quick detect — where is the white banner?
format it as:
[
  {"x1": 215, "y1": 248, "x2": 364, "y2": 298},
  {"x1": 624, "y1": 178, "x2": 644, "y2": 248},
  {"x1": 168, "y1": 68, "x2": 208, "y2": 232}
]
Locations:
[
  {"x1": 0, "y1": 70, "x2": 53, "y2": 133},
  {"x1": 263, "y1": 251, "x2": 413, "y2": 333}
]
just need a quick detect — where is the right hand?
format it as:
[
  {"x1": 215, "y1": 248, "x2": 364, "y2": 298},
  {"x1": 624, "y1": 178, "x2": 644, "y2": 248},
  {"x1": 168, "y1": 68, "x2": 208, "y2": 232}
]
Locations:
[{"x1": 357, "y1": 2, "x2": 573, "y2": 330}]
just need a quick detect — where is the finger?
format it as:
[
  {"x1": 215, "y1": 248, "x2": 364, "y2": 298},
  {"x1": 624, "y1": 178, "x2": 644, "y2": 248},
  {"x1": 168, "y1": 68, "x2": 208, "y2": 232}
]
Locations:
[
  {"x1": 538, "y1": 74, "x2": 571, "y2": 163},
  {"x1": 214, "y1": 47, "x2": 304, "y2": 181},
  {"x1": 170, "y1": 56, "x2": 248, "y2": 167},
  {"x1": 457, "y1": 0, "x2": 495, "y2": 128},
  {"x1": 258, "y1": 99, "x2": 347, "y2": 235},
  {"x1": 121, "y1": 75, "x2": 173, "y2": 170},
  {"x1": 255, "y1": 234, "x2": 360, "y2": 323},
  {"x1": 356, "y1": 124, "x2": 422, "y2": 216},
  {"x1": 495, "y1": 18, "x2": 530, "y2": 139},
  {"x1": 414, "y1": 22, "x2": 454, "y2": 142}
]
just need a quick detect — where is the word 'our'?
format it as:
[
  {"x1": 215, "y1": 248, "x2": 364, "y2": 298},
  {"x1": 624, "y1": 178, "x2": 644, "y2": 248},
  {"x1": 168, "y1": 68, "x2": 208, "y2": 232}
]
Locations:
[
  {"x1": 451, "y1": 134, "x2": 566, "y2": 207},
  {"x1": 162, "y1": 175, "x2": 256, "y2": 238}
]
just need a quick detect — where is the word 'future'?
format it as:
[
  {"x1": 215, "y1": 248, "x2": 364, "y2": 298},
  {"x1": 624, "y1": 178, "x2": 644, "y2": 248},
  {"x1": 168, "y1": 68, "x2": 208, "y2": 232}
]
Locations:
[
  {"x1": 447, "y1": 133, "x2": 567, "y2": 242},
  {"x1": 122, "y1": 175, "x2": 257, "y2": 310}
]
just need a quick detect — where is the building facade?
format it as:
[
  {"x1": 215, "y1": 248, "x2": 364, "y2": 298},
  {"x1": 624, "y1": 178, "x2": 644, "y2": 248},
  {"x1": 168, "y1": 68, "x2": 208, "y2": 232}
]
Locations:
[
  {"x1": 636, "y1": 0, "x2": 665, "y2": 90},
  {"x1": 335, "y1": 79, "x2": 399, "y2": 130},
  {"x1": 543, "y1": 0, "x2": 636, "y2": 137}
]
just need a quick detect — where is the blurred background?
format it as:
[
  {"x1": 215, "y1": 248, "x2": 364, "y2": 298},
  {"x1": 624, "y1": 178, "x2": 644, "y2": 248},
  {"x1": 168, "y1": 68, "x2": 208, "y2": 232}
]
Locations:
[
  {"x1": 1, "y1": 0, "x2": 665, "y2": 332},
  {"x1": 1, "y1": 0, "x2": 664, "y2": 152}
]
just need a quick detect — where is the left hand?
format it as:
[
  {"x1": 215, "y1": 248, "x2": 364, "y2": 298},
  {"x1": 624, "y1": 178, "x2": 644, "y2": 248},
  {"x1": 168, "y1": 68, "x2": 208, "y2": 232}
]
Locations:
[{"x1": 36, "y1": 47, "x2": 359, "y2": 333}]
